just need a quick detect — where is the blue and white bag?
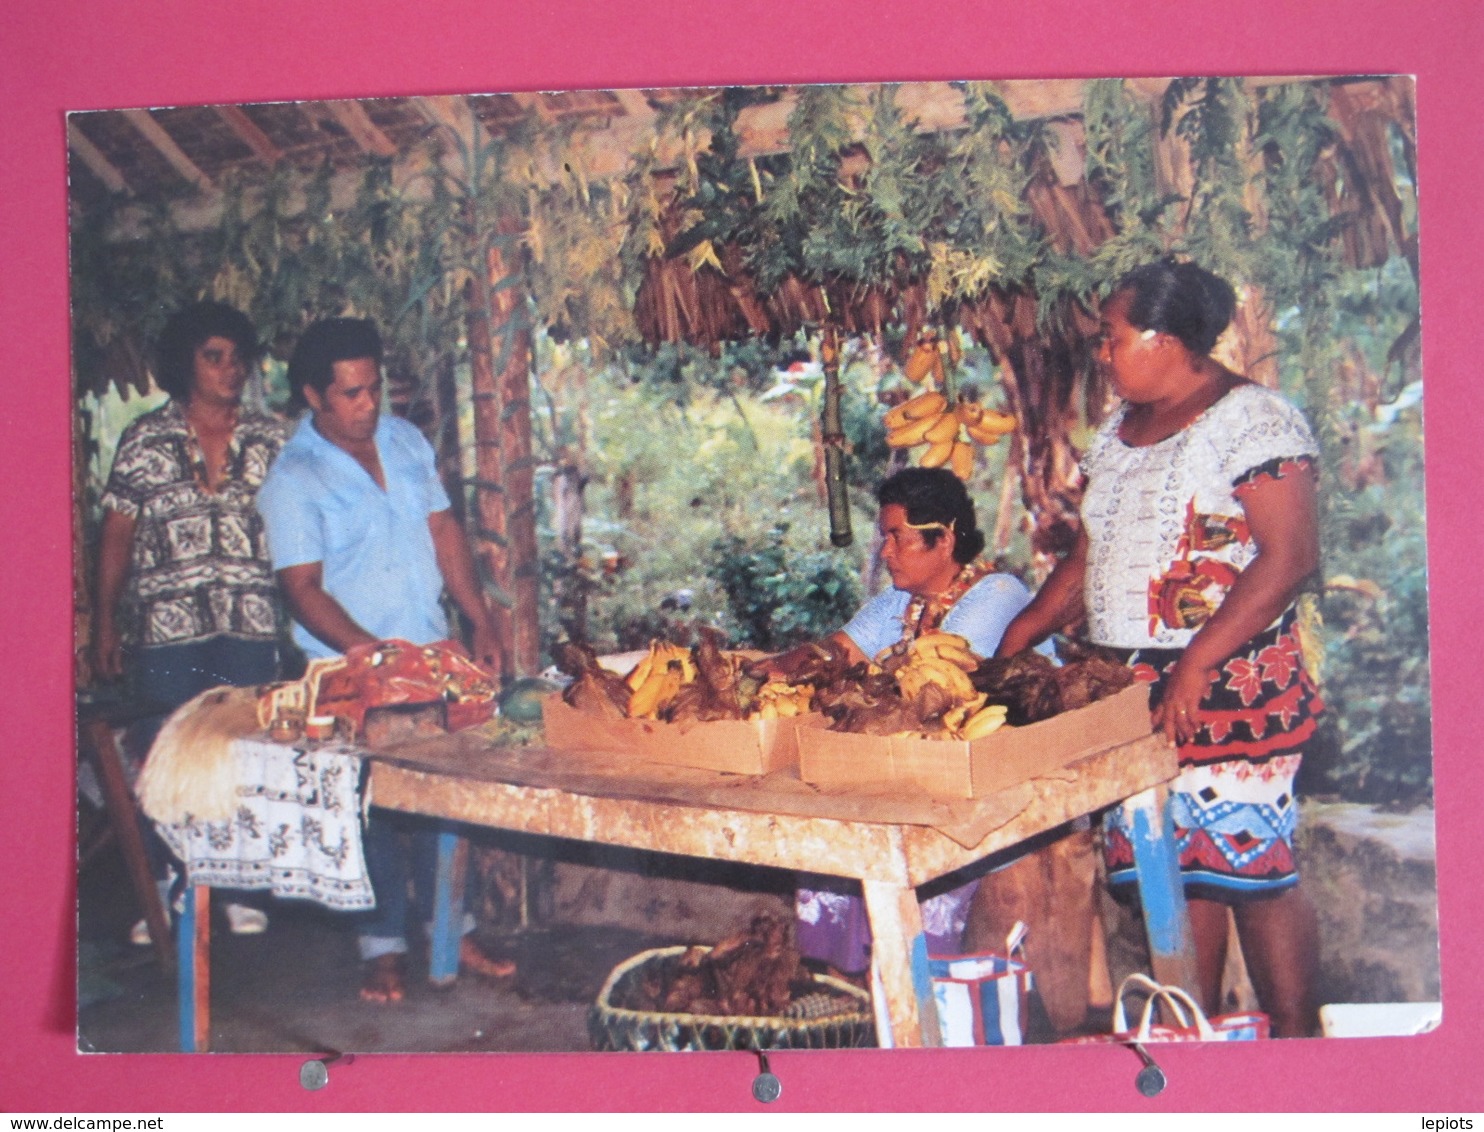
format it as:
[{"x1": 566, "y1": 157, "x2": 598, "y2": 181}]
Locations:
[{"x1": 928, "y1": 921, "x2": 1032, "y2": 1046}]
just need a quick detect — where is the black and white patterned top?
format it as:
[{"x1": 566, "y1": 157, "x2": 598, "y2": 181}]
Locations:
[
  {"x1": 1080, "y1": 383, "x2": 1319, "y2": 650},
  {"x1": 101, "y1": 400, "x2": 291, "y2": 647}
]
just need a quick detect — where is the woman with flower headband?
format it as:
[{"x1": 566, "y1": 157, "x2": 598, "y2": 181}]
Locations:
[{"x1": 765, "y1": 467, "x2": 1084, "y2": 1005}]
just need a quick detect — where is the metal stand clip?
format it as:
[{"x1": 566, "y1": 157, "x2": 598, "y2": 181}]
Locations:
[
  {"x1": 751, "y1": 1050, "x2": 782, "y2": 1104},
  {"x1": 1128, "y1": 1042, "x2": 1167, "y2": 1097},
  {"x1": 300, "y1": 1051, "x2": 354, "y2": 1091}
]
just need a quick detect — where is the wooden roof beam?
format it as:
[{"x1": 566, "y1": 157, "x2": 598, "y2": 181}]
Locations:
[
  {"x1": 122, "y1": 107, "x2": 213, "y2": 192},
  {"x1": 511, "y1": 92, "x2": 556, "y2": 123},
  {"x1": 611, "y1": 88, "x2": 655, "y2": 123},
  {"x1": 325, "y1": 100, "x2": 398, "y2": 158},
  {"x1": 215, "y1": 105, "x2": 282, "y2": 167},
  {"x1": 66, "y1": 119, "x2": 130, "y2": 195}
]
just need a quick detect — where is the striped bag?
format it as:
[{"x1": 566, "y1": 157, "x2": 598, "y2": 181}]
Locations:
[{"x1": 928, "y1": 922, "x2": 1032, "y2": 1046}]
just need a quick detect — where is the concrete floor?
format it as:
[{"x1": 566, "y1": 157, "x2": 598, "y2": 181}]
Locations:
[{"x1": 76, "y1": 844, "x2": 680, "y2": 1055}]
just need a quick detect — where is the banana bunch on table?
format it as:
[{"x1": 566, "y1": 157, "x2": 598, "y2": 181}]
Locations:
[
  {"x1": 752, "y1": 680, "x2": 815, "y2": 720},
  {"x1": 623, "y1": 638, "x2": 813, "y2": 723},
  {"x1": 890, "y1": 632, "x2": 1010, "y2": 741},
  {"x1": 625, "y1": 641, "x2": 697, "y2": 719}
]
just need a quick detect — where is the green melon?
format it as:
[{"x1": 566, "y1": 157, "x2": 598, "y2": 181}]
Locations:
[{"x1": 499, "y1": 677, "x2": 562, "y2": 723}]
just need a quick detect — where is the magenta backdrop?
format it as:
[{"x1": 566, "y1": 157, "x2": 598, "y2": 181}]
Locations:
[{"x1": 4, "y1": 0, "x2": 1480, "y2": 1112}]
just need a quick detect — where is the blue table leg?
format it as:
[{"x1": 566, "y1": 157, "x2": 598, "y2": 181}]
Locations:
[
  {"x1": 1122, "y1": 785, "x2": 1201, "y2": 995},
  {"x1": 428, "y1": 826, "x2": 464, "y2": 986},
  {"x1": 177, "y1": 885, "x2": 209, "y2": 1052}
]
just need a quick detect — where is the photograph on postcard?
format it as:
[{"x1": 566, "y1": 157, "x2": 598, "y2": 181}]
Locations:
[{"x1": 68, "y1": 75, "x2": 1433, "y2": 1055}]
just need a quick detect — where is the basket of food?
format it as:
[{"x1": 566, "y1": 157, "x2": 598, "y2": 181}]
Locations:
[{"x1": 589, "y1": 916, "x2": 875, "y2": 1052}]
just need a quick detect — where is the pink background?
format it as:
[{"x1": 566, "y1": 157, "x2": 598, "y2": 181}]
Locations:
[{"x1": 3, "y1": 0, "x2": 1479, "y2": 1111}]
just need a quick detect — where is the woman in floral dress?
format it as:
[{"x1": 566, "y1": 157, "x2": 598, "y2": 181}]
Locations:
[{"x1": 999, "y1": 259, "x2": 1324, "y2": 1037}]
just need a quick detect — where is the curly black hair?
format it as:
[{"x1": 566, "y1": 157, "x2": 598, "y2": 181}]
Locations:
[
  {"x1": 154, "y1": 301, "x2": 258, "y2": 401},
  {"x1": 877, "y1": 466, "x2": 986, "y2": 565}
]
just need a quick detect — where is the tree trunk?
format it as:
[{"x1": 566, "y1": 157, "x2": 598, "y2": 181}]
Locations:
[
  {"x1": 489, "y1": 232, "x2": 543, "y2": 673},
  {"x1": 551, "y1": 441, "x2": 588, "y2": 643},
  {"x1": 434, "y1": 353, "x2": 467, "y2": 525},
  {"x1": 469, "y1": 231, "x2": 542, "y2": 678},
  {"x1": 963, "y1": 287, "x2": 1097, "y2": 571}
]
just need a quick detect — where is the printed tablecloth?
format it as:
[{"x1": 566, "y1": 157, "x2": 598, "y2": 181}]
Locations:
[{"x1": 155, "y1": 737, "x2": 374, "y2": 910}]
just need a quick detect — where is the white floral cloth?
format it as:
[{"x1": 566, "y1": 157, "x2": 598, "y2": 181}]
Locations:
[{"x1": 155, "y1": 737, "x2": 374, "y2": 910}]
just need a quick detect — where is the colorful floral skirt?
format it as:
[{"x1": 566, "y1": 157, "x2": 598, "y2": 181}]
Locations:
[{"x1": 1102, "y1": 609, "x2": 1323, "y2": 899}]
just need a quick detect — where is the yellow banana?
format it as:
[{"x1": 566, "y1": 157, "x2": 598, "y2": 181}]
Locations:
[
  {"x1": 923, "y1": 412, "x2": 961, "y2": 446},
  {"x1": 629, "y1": 661, "x2": 684, "y2": 719},
  {"x1": 913, "y1": 656, "x2": 977, "y2": 700},
  {"x1": 955, "y1": 401, "x2": 985, "y2": 427},
  {"x1": 949, "y1": 441, "x2": 975, "y2": 480},
  {"x1": 919, "y1": 437, "x2": 956, "y2": 468},
  {"x1": 965, "y1": 411, "x2": 1017, "y2": 443},
  {"x1": 958, "y1": 703, "x2": 1009, "y2": 741},
  {"x1": 658, "y1": 643, "x2": 697, "y2": 684},
  {"x1": 903, "y1": 342, "x2": 938, "y2": 384},
  {"x1": 884, "y1": 390, "x2": 948, "y2": 430},
  {"x1": 913, "y1": 634, "x2": 981, "y2": 671},
  {"x1": 887, "y1": 410, "x2": 946, "y2": 448},
  {"x1": 911, "y1": 632, "x2": 975, "y2": 658},
  {"x1": 625, "y1": 649, "x2": 657, "y2": 691}
]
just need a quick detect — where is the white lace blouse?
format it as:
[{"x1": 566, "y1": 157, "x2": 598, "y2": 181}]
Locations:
[{"x1": 1079, "y1": 383, "x2": 1319, "y2": 650}]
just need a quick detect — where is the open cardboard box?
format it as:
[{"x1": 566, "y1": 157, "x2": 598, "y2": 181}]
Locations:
[
  {"x1": 797, "y1": 682, "x2": 1153, "y2": 799},
  {"x1": 540, "y1": 693, "x2": 805, "y2": 775}
]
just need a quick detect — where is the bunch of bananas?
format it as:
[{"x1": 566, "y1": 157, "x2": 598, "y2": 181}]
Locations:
[
  {"x1": 884, "y1": 338, "x2": 1015, "y2": 480},
  {"x1": 890, "y1": 632, "x2": 1010, "y2": 741},
  {"x1": 626, "y1": 641, "x2": 697, "y2": 720},
  {"x1": 893, "y1": 631, "x2": 980, "y2": 701},
  {"x1": 752, "y1": 681, "x2": 815, "y2": 720}
]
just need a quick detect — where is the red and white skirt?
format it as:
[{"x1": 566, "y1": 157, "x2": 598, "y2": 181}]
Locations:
[{"x1": 1102, "y1": 609, "x2": 1323, "y2": 899}]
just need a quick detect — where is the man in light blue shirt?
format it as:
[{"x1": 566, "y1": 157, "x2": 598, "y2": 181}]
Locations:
[{"x1": 257, "y1": 317, "x2": 510, "y2": 1002}]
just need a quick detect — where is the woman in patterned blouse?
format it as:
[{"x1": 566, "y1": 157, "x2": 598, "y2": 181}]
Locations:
[
  {"x1": 92, "y1": 301, "x2": 290, "y2": 937},
  {"x1": 998, "y1": 260, "x2": 1324, "y2": 1037}
]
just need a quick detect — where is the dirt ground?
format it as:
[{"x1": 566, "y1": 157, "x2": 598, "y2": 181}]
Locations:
[{"x1": 77, "y1": 844, "x2": 692, "y2": 1055}]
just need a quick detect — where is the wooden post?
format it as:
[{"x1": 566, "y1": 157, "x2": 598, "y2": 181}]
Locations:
[
  {"x1": 819, "y1": 325, "x2": 853, "y2": 547},
  {"x1": 428, "y1": 827, "x2": 466, "y2": 986},
  {"x1": 861, "y1": 879, "x2": 940, "y2": 1048},
  {"x1": 1120, "y1": 785, "x2": 1201, "y2": 995},
  {"x1": 468, "y1": 230, "x2": 540, "y2": 678},
  {"x1": 177, "y1": 885, "x2": 210, "y2": 1052}
]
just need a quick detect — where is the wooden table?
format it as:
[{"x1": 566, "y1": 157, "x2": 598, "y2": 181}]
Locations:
[{"x1": 360, "y1": 729, "x2": 1192, "y2": 1048}]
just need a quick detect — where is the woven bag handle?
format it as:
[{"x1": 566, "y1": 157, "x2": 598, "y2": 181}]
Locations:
[
  {"x1": 1115, "y1": 973, "x2": 1181, "y2": 1038},
  {"x1": 1004, "y1": 921, "x2": 1029, "y2": 959},
  {"x1": 1132, "y1": 981, "x2": 1217, "y2": 1042}
]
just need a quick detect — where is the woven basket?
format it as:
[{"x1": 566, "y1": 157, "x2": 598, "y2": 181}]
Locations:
[{"x1": 589, "y1": 946, "x2": 876, "y2": 1052}]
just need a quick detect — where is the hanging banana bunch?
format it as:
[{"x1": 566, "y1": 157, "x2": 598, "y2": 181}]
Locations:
[{"x1": 883, "y1": 328, "x2": 1016, "y2": 482}]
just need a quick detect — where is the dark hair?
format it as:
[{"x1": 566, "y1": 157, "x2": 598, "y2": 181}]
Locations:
[
  {"x1": 154, "y1": 301, "x2": 258, "y2": 401},
  {"x1": 877, "y1": 467, "x2": 986, "y2": 565},
  {"x1": 287, "y1": 318, "x2": 383, "y2": 406},
  {"x1": 1112, "y1": 258, "x2": 1237, "y2": 356}
]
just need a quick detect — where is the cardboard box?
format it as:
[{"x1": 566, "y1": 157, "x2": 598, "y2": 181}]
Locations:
[
  {"x1": 541, "y1": 693, "x2": 803, "y2": 775},
  {"x1": 797, "y1": 683, "x2": 1152, "y2": 799}
]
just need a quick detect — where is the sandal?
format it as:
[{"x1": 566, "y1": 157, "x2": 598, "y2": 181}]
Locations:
[{"x1": 459, "y1": 936, "x2": 516, "y2": 979}]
